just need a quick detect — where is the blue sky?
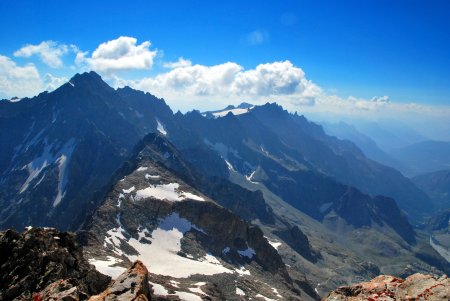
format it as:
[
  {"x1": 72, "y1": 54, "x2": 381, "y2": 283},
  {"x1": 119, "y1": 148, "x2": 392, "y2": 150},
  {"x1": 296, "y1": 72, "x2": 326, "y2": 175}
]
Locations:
[{"x1": 1, "y1": 0, "x2": 449, "y2": 138}]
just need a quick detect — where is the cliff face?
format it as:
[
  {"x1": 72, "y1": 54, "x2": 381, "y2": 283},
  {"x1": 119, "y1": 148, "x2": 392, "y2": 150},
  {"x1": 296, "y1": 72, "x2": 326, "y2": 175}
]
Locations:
[
  {"x1": 0, "y1": 228, "x2": 110, "y2": 301},
  {"x1": 322, "y1": 273, "x2": 449, "y2": 301}
]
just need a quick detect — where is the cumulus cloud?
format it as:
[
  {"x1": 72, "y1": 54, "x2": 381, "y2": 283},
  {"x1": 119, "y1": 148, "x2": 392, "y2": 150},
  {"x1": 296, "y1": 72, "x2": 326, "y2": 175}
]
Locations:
[
  {"x1": 86, "y1": 36, "x2": 157, "y2": 74},
  {"x1": 121, "y1": 60, "x2": 321, "y2": 109},
  {"x1": 0, "y1": 55, "x2": 43, "y2": 98},
  {"x1": 14, "y1": 41, "x2": 69, "y2": 68},
  {"x1": 0, "y1": 54, "x2": 72, "y2": 99},
  {"x1": 232, "y1": 61, "x2": 320, "y2": 96},
  {"x1": 163, "y1": 57, "x2": 192, "y2": 69},
  {"x1": 43, "y1": 73, "x2": 68, "y2": 91}
]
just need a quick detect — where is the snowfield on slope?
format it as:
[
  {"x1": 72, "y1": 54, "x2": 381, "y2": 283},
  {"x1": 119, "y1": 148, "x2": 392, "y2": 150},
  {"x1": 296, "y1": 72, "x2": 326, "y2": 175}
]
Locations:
[
  {"x1": 102, "y1": 213, "x2": 232, "y2": 278},
  {"x1": 134, "y1": 183, "x2": 205, "y2": 202}
]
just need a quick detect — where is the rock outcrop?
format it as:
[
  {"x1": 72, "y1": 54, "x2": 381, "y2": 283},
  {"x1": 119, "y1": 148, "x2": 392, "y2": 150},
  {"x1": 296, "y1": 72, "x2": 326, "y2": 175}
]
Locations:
[
  {"x1": 89, "y1": 261, "x2": 151, "y2": 301},
  {"x1": 322, "y1": 273, "x2": 449, "y2": 301},
  {"x1": 0, "y1": 228, "x2": 110, "y2": 301}
]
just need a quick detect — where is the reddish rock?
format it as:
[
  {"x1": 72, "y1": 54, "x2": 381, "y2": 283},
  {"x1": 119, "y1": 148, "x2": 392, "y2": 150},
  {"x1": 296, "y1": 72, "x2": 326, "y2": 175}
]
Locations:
[
  {"x1": 323, "y1": 273, "x2": 449, "y2": 301},
  {"x1": 89, "y1": 261, "x2": 151, "y2": 301}
]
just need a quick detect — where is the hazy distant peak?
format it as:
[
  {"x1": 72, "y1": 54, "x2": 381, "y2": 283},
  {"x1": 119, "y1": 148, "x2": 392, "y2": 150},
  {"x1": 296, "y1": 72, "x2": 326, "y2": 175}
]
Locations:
[
  {"x1": 237, "y1": 102, "x2": 253, "y2": 109},
  {"x1": 202, "y1": 102, "x2": 255, "y2": 118}
]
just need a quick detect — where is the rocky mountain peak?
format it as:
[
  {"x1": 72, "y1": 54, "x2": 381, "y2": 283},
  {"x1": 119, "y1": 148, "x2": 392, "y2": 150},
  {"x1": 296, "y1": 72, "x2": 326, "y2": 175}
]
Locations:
[{"x1": 69, "y1": 71, "x2": 107, "y2": 88}]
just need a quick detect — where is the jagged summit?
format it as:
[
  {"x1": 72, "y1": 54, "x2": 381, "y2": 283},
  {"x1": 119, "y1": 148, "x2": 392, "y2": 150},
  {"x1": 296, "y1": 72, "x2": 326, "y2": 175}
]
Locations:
[{"x1": 62, "y1": 71, "x2": 114, "y2": 93}]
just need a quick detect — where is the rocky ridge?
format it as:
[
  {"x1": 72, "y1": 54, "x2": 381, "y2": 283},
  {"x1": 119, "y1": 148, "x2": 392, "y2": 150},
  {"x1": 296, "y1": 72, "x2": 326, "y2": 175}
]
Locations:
[
  {"x1": 0, "y1": 227, "x2": 110, "y2": 301},
  {"x1": 322, "y1": 273, "x2": 449, "y2": 301},
  {"x1": 82, "y1": 133, "x2": 315, "y2": 300}
]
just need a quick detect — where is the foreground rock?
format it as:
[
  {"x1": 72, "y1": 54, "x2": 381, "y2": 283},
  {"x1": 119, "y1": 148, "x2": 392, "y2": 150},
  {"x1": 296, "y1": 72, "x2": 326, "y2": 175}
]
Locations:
[
  {"x1": 89, "y1": 261, "x2": 151, "y2": 301},
  {"x1": 323, "y1": 273, "x2": 449, "y2": 301},
  {"x1": 0, "y1": 228, "x2": 110, "y2": 301}
]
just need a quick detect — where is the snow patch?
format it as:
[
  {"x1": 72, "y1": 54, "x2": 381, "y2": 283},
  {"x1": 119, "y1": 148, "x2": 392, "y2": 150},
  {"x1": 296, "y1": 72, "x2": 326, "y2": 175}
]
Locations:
[
  {"x1": 149, "y1": 281, "x2": 169, "y2": 295},
  {"x1": 256, "y1": 293, "x2": 277, "y2": 301},
  {"x1": 68, "y1": 81, "x2": 74, "y2": 87},
  {"x1": 53, "y1": 139, "x2": 77, "y2": 207},
  {"x1": 134, "y1": 183, "x2": 204, "y2": 202},
  {"x1": 104, "y1": 214, "x2": 127, "y2": 257},
  {"x1": 156, "y1": 118, "x2": 167, "y2": 135},
  {"x1": 235, "y1": 266, "x2": 251, "y2": 276},
  {"x1": 123, "y1": 186, "x2": 135, "y2": 194},
  {"x1": 188, "y1": 286, "x2": 205, "y2": 295},
  {"x1": 246, "y1": 170, "x2": 258, "y2": 183},
  {"x1": 260, "y1": 145, "x2": 270, "y2": 156},
  {"x1": 104, "y1": 213, "x2": 231, "y2": 278},
  {"x1": 174, "y1": 291, "x2": 203, "y2": 301},
  {"x1": 224, "y1": 160, "x2": 235, "y2": 171},
  {"x1": 212, "y1": 106, "x2": 254, "y2": 117},
  {"x1": 137, "y1": 166, "x2": 148, "y2": 172},
  {"x1": 88, "y1": 256, "x2": 125, "y2": 279},
  {"x1": 170, "y1": 280, "x2": 180, "y2": 287},
  {"x1": 236, "y1": 287, "x2": 245, "y2": 296},
  {"x1": 272, "y1": 288, "x2": 282, "y2": 298},
  {"x1": 20, "y1": 143, "x2": 55, "y2": 193},
  {"x1": 9, "y1": 97, "x2": 22, "y2": 102},
  {"x1": 145, "y1": 174, "x2": 160, "y2": 180},
  {"x1": 265, "y1": 237, "x2": 282, "y2": 250},
  {"x1": 117, "y1": 193, "x2": 125, "y2": 207}
]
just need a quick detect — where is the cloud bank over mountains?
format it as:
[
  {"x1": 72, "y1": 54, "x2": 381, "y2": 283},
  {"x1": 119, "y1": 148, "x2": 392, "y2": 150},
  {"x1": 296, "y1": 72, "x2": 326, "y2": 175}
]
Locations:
[{"x1": 1, "y1": 36, "x2": 449, "y2": 139}]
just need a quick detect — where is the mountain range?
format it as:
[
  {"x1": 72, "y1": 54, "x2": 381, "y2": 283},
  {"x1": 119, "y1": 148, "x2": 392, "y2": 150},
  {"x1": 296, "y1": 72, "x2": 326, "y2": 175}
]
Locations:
[{"x1": 0, "y1": 72, "x2": 448, "y2": 300}]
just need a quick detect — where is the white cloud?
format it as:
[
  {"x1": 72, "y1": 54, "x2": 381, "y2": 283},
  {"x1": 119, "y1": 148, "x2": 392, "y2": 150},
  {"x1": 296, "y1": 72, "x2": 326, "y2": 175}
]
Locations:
[
  {"x1": 122, "y1": 60, "x2": 321, "y2": 110},
  {"x1": 163, "y1": 57, "x2": 192, "y2": 69},
  {"x1": 86, "y1": 36, "x2": 157, "y2": 74},
  {"x1": 246, "y1": 30, "x2": 269, "y2": 45},
  {"x1": 14, "y1": 41, "x2": 69, "y2": 68},
  {"x1": 44, "y1": 73, "x2": 68, "y2": 91},
  {"x1": 232, "y1": 61, "x2": 320, "y2": 97},
  {"x1": 0, "y1": 55, "x2": 43, "y2": 98},
  {"x1": 0, "y1": 55, "x2": 70, "y2": 99}
]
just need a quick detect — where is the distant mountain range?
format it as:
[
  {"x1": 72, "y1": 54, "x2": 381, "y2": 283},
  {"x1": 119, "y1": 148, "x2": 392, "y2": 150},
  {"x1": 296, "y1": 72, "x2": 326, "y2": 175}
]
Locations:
[
  {"x1": 1, "y1": 72, "x2": 448, "y2": 299},
  {"x1": 322, "y1": 121, "x2": 450, "y2": 177},
  {"x1": 390, "y1": 141, "x2": 450, "y2": 176},
  {"x1": 413, "y1": 169, "x2": 450, "y2": 210},
  {"x1": 321, "y1": 121, "x2": 408, "y2": 173}
]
